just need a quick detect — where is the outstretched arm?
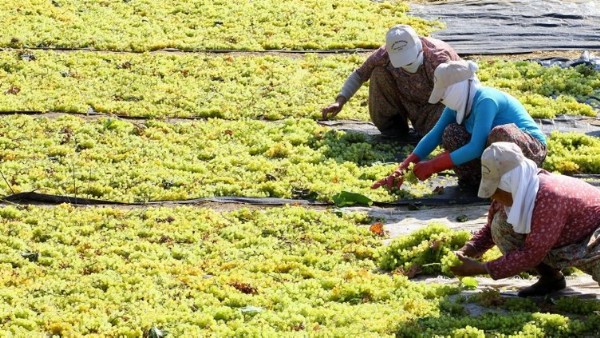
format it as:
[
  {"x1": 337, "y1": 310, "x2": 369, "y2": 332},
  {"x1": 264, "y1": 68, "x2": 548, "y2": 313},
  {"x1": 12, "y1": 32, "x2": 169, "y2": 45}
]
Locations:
[
  {"x1": 451, "y1": 201, "x2": 503, "y2": 277},
  {"x1": 321, "y1": 71, "x2": 363, "y2": 120},
  {"x1": 451, "y1": 252, "x2": 488, "y2": 276}
]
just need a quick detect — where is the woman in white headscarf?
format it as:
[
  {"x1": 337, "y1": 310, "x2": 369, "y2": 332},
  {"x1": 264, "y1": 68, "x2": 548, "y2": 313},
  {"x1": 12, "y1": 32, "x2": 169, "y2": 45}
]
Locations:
[
  {"x1": 451, "y1": 142, "x2": 600, "y2": 297},
  {"x1": 371, "y1": 60, "x2": 547, "y2": 191},
  {"x1": 321, "y1": 25, "x2": 462, "y2": 140}
]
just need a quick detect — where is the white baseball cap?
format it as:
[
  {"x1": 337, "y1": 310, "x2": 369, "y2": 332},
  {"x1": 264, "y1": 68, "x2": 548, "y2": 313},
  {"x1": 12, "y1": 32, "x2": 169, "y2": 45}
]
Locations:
[
  {"x1": 385, "y1": 25, "x2": 421, "y2": 68},
  {"x1": 478, "y1": 142, "x2": 526, "y2": 198}
]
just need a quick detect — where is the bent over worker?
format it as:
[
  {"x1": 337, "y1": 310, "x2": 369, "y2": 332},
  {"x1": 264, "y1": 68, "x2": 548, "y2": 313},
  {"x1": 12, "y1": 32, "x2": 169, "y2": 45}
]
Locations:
[
  {"x1": 452, "y1": 142, "x2": 600, "y2": 297},
  {"x1": 321, "y1": 24, "x2": 461, "y2": 139},
  {"x1": 372, "y1": 60, "x2": 546, "y2": 190}
]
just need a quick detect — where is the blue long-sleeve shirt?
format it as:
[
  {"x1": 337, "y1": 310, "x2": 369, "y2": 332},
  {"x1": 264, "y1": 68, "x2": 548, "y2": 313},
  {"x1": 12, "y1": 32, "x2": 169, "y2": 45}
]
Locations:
[{"x1": 413, "y1": 87, "x2": 546, "y2": 165}]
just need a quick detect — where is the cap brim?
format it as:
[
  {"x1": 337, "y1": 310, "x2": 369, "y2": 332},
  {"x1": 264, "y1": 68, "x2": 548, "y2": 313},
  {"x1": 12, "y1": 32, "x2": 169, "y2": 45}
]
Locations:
[
  {"x1": 477, "y1": 177, "x2": 499, "y2": 198},
  {"x1": 428, "y1": 87, "x2": 444, "y2": 104},
  {"x1": 389, "y1": 44, "x2": 418, "y2": 68}
]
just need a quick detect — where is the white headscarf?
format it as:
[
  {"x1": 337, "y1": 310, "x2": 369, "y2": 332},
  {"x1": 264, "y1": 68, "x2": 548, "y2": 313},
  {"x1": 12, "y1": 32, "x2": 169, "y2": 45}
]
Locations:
[
  {"x1": 401, "y1": 48, "x2": 423, "y2": 73},
  {"x1": 497, "y1": 157, "x2": 540, "y2": 234},
  {"x1": 441, "y1": 61, "x2": 481, "y2": 124}
]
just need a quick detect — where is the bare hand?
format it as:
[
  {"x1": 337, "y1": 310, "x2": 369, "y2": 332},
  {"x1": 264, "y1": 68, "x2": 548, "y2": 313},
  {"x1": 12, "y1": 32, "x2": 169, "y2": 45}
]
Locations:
[
  {"x1": 456, "y1": 244, "x2": 480, "y2": 259},
  {"x1": 321, "y1": 102, "x2": 343, "y2": 120},
  {"x1": 450, "y1": 252, "x2": 487, "y2": 277}
]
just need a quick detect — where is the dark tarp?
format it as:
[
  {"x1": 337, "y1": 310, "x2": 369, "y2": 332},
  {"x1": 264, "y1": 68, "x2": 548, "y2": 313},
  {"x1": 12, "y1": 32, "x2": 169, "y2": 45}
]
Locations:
[
  {"x1": 532, "y1": 50, "x2": 600, "y2": 70},
  {"x1": 409, "y1": 0, "x2": 600, "y2": 55},
  {"x1": 0, "y1": 189, "x2": 487, "y2": 207},
  {"x1": 4, "y1": 176, "x2": 597, "y2": 209}
]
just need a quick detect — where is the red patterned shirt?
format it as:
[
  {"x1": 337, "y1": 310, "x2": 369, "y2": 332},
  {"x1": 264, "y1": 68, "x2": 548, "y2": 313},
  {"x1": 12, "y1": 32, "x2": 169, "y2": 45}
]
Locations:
[{"x1": 468, "y1": 171, "x2": 600, "y2": 279}]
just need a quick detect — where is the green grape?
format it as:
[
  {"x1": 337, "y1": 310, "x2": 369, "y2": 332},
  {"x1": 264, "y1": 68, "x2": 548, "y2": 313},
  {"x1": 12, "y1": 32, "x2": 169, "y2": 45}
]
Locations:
[
  {"x1": 0, "y1": 1, "x2": 442, "y2": 52},
  {"x1": 16, "y1": 204, "x2": 590, "y2": 336},
  {"x1": 378, "y1": 223, "x2": 470, "y2": 276},
  {"x1": 403, "y1": 163, "x2": 419, "y2": 185},
  {"x1": 0, "y1": 51, "x2": 597, "y2": 121},
  {"x1": 554, "y1": 297, "x2": 600, "y2": 315}
]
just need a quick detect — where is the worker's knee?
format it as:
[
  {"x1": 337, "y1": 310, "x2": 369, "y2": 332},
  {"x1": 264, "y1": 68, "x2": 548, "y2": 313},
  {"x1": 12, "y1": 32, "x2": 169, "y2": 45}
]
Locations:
[
  {"x1": 442, "y1": 123, "x2": 469, "y2": 151},
  {"x1": 491, "y1": 210, "x2": 526, "y2": 254}
]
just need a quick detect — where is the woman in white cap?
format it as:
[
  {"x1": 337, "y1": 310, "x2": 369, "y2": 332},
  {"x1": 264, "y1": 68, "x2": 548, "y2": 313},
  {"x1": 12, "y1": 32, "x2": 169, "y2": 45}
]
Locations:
[
  {"x1": 451, "y1": 142, "x2": 600, "y2": 297},
  {"x1": 371, "y1": 60, "x2": 547, "y2": 190},
  {"x1": 321, "y1": 25, "x2": 461, "y2": 140}
]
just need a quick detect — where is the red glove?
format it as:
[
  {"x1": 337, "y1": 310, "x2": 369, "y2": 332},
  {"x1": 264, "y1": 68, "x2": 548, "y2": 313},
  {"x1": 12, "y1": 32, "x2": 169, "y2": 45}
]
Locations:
[
  {"x1": 371, "y1": 153, "x2": 420, "y2": 190},
  {"x1": 413, "y1": 152, "x2": 454, "y2": 181},
  {"x1": 397, "y1": 153, "x2": 420, "y2": 172}
]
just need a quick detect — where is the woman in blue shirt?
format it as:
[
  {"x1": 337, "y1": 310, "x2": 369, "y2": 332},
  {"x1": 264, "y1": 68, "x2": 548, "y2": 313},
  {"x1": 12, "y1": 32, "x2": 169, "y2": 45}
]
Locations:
[{"x1": 372, "y1": 60, "x2": 547, "y2": 190}]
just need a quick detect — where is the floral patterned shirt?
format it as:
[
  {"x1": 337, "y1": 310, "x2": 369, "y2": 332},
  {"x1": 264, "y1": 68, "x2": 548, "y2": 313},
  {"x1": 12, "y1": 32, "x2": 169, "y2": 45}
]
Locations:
[{"x1": 468, "y1": 171, "x2": 600, "y2": 279}]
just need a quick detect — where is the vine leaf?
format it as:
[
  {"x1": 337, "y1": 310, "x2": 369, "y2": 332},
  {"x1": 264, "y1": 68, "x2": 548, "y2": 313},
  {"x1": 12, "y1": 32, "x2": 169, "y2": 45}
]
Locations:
[
  {"x1": 21, "y1": 252, "x2": 39, "y2": 262},
  {"x1": 147, "y1": 327, "x2": 167, "y2": 338},
  {"x1": 393, "y1": 264, "x2": 422, "y2": 279},
  {"x1": 332, "y1": 191, "x2": 372, "y2": 207},
  {"x1": 369, "y1": 222, "x2": 385, "y2": 236},
  {"x1": 459, "y1": 277, "x2": 479, "y2": 289}
]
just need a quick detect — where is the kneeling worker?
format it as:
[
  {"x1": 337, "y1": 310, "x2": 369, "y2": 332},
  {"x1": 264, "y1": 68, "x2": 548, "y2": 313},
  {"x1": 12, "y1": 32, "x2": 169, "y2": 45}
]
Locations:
[{"x1": 451, "y1": 142, "x2": 600, "y2": 297}]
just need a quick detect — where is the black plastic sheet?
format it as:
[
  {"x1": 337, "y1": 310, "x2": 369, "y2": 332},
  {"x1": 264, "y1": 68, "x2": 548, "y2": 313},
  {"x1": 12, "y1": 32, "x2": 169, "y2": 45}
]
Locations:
[
  {"x1": 531, "y1": 51, "x2": 600, "y2": 70},
  {"x1": 534, "y1": 114, "x2": 600, "y2": 137},
  {"x1": 1, "y1": 189, "x2": 487, "y2": 207},
  {"x1": 410, "y1": 0, "x2": 600, "y2": 55}
]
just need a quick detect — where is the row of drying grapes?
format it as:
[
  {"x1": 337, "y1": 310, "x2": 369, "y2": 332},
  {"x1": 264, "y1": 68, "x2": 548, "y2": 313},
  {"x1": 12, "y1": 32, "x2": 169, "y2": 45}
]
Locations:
[
  {"x1": 0, "y1": 0, "x2": 438, "y2": 52},
  {"x1": 0, "y1": 204, "x2": 412, "y2": 336},
  {"x1": 479, "y1": 60, "x2": 599, "y2": 118},
  {"x1": 0, "y1": 114, "x2": 438, "y2": 203},
  {"x1": 545, "y1": 131, "x2": 600, "y2": 174},
  {"x1": 0, "y1": 205, "x2": 597, "y2": 336},
  {"x1": 1, "y1": 114, "x2": 598, "y2": 203},
  {"x1": 0, "y1": 50, "x2": 598, "y2": 120}
]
